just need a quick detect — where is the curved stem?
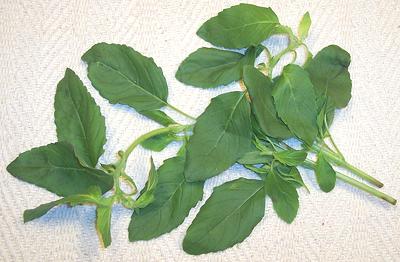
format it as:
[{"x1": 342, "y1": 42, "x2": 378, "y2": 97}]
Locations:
[
  {"x1": 311, "y1": 143, "x2": 384, "y2": 188},
  {"x1": 166, "y1": 104, "x2": 196, "y2": 121},
  {"x1": 303, "y1": 160, "x2": 396, "y2": 205},
  {"x1": 324, "y1": 115, "x2": 345, "y2": 160}
]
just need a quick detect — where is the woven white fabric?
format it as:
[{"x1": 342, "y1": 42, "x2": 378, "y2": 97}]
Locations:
[{"x1": 1, "y1": 0, "x2": 399, "y2": 261}]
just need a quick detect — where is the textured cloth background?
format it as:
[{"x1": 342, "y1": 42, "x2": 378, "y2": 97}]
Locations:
[{"x1": 1, "y1": 0, "x2": 399, "y2": 261}]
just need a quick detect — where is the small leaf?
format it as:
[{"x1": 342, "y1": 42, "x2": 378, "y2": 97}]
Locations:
[
  {"x1": 315, "y1": 152, "x2": 336, "y2": 192},
  {"x1": 54, "y1": 68, "x2": 106, "y2": 167},
  {"x1": 141, "y1": 132, "x2": 178, "y2": 152},
  {"x1": 273, "y1": 149, "x2": 307, "y2": 166},
  {"x1": 176, "y1": 46, "x2": 258, "y2": 88},
  {"x1": 298, "y1": 12, "x2": 311, "y2": 41},
  {"x1": 129, "y1": 154, "x2": 203, "y2": 241},
  {"x1": 183, "y1": 178, "x2": 265, "y2": 255},
  {"x1": 272, "y1": 64, "x2": 318, "y2": 145},
  {"x1": 96, "y1": 201, "x2": 113, "y2": 248},
  {"x1": 277, "y1": 166, "x2": 309, "y2": 192},
  {"x1": 197, "y1": 3, "x2": 280, "y2": 49},
  {"x1": 305, "y1": 45, "x2": 352, "y2": 108},
  {"x1": 132, "y1": 158, "x2": 159, "y2": 208},
  {"x1": 237, "y1": 151, "x2": 272, "y2": 165},
  {"x1": 243, "y1": 66, "x2": 292, "y2": 139},
  {"x1": 265, "y1": 172, "x2": 299, "y2": 223},
  {"x1": 140, "y1": 110, "x2": 177, "y2": 127},
  {"x1": 82, "y1": 43, "x2": 168, "y2": 112},
  {"x1": 7, "y1": 142, "x2": 113, "y2": 197},
  {"x1": 184, "y1": 91, "x2": 252, "y2": 182},
  {"x1": 23, "y1": 186, "x2": 103, "y2": 222}
]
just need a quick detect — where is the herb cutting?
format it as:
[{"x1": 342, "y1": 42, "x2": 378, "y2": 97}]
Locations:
[{"x1": 7, "y1": 3, "x2": 396, "y2": 255}]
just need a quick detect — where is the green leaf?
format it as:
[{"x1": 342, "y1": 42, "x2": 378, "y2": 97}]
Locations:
[
  {"x1": 82, "y1": 43, "x2": 168, "y2": 112},
  {"x1": 298, "y1": 12, "x2": 311, "y2": 41},
  {"x1": 133, "y1": 157, "x2": 159, "y2": 208},
  {"x1": 277, "y1": 166, "x2": 309, "y2": 192},
  {"x1": 237, "y1": 151, "x2": 272, "y2": 165},
  {"x1": 243, "y1": 66, "x2": 292, "y2": 139},
  {"x1": 315, "y1": 152, "x2": 336, "y2": 192},
  {"x1": 273, "y1": 149, "x2": 307, "y2": 166},
  {"x1": 176, "y1": 46, "x2": 258, "y2": 88},
  {"x1": 140, "y1": 110, "x2": 177, "y2": 126},
  {"x1": 197, "y1": 3, "x2": 280, "y2": 49},
  {"x1": 183, "y1": 178, "x2": 265, "y2": 255},
  {"x1": 23, "y1": 186, "x2": 103, "y2": 222},
  {"x1": 96, "y1": 202, "x2": 113, "y2": 248},
  {"x1": 272, "y1": 64, "x2": 318, "y2": 145},
  {"x1": 23, "y1": 186, "x2": 114, "y2": 248},
  {"x1": 141, "y1": 132, "x2": 177, "y2": 152},
  {"x1": 265, "y1": 172, "x2": 299, "y2": 223},
  {"x1": 54, "y1": 68, "x2": 106, "y2": 168},
  {"x1": 129, "y1": 154, "x2": 203, "y2": 241},
  {"x1": 184, "y1": 91, "x2": 252, "y2": 182},
  {"x1": 305, "y1": 45, "x2": 352, "y2": 108},
  {"x1": 7, "y1": 142, "x2": 113, "y2": 197}
]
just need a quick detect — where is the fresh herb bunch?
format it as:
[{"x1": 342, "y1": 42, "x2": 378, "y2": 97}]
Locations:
[{"x1": 7, "y1": 3, "x2": 396, "y2": 255}]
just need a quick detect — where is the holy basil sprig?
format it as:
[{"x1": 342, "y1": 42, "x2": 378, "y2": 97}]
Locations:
[{"x1": 7, "y1": 2, "x2": 396, "y2": 256}]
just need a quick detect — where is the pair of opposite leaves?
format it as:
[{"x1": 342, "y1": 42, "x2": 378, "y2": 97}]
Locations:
[{"x1": 8, "y1": 3, "x2": 352, "y2": 254}]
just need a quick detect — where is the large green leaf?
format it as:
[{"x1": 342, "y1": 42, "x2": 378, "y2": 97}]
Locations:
[
  {"x1": 129, "y1": 154, "x2": 203, "y2": 241},
  {"x1": 82, "y1": 43, "x2": 168, "y2": 112},
  {"x1": 243, "y1": 66, "x2": 292, "y2": 139},
  {"x1": 265, "y1": 172, "x2": 299, "y2": 223},
  {"x1": 197, "y1": 3, "x2": 280, "y2": 49},
  {"x1": 305, "y1": 45, "x2": 352, "y2": 108},
  {"x1": 54, "y1": 68, "x2": 106, "y2": 167},
  {"x1": 272, "y1": 64, "x2": 318, "y2": 145},
  {"x1": 6, "y1": 142, "x2": 113, "y2": 196},
  {"x1": 315, "y1": 152, "x2": 336, "y2": 192},
  {"x1": 176, "y1": 46, "x2": 258, "y2": 88},
  {"x1": 184, "y1": 91, "x2": 252, "y2": 182},
  {"x1": 183, "y1": 178, "x2": 265, "y2": 255}
]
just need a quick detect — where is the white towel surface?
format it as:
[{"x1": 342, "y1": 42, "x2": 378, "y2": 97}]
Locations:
[{"x1": 0, "y1": 0, "x2": 399, "y2": 261}]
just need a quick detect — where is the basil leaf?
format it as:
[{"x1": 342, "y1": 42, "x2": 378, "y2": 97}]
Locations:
[
  {"x1": 265, "y1": 172, "x2": 299, "y2": 223},
  {"x1": 82, "y1": 43, "x2": 168, "y2": 112},
  {"x1": 315, "y1": 152, "x2": 336, "y2": 192},
  {"x1": 7, "y1": 142, "x2": 113, "y2": 196},
  {"x1": 197, "y1": 3, "x2": 280, "y2": 49},
  {"x1": 23, "y1": 186, "x2": 103, "y2": 222},
  {"x1": 184, "y1": 91, "x2": 252, "y2": 182},
  {"x1": 238, "y1": 151, "x2": 272, "y2": 165},
  {"x1": 273, "y1": 149, "x2": 307, "y2": 166},
  {"x1": 272, "y1": 64, "x2": 318, "y2": 145},
  {"x1": 305, "y1": 45, "x2": 352, "y2": 108},
  {"x1": 183, "y1": 178, "x2": 265, "y2": 255},
  {"x1": 96, "y1": 203, "x2": 113, "y2": 248},
  {"x1": 54, "y1": 68, "x2": 106, "y2": 167},
  {"x1": 140, "y1": 110, "x2": 177, "y2": 126},
  {"x1": 133, "y1": 158, "x2": 158, "y2": 208},
  {"x1": 141, "y1": 132, "x2": 177, "y2": 152},
  {"x1": 298, "y1": 12, "x2": 311, "y2": 41},
  {"x1": 243, "y1": 66, "x2": 292, "y2": 139},
  {"x1": 176, "y1": 46, "x2": 258, "y2": 88},
  {"x1": 129, "y1": 154, "x2": 203, "y2": 241}
]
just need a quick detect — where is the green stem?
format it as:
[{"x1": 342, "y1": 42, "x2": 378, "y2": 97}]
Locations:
[
  {"x1": 311, "y1": 143, "x2": 384, "y2": 188},
  {"x1": 303, "y1": 160, "x2": 396, "y2": 205},
  {"x1": 324, "y1": 115, "x2": 345, "y2": 160},
  {"x1": 166, "y1": 104, "x2": 196, "y2": 121}
]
